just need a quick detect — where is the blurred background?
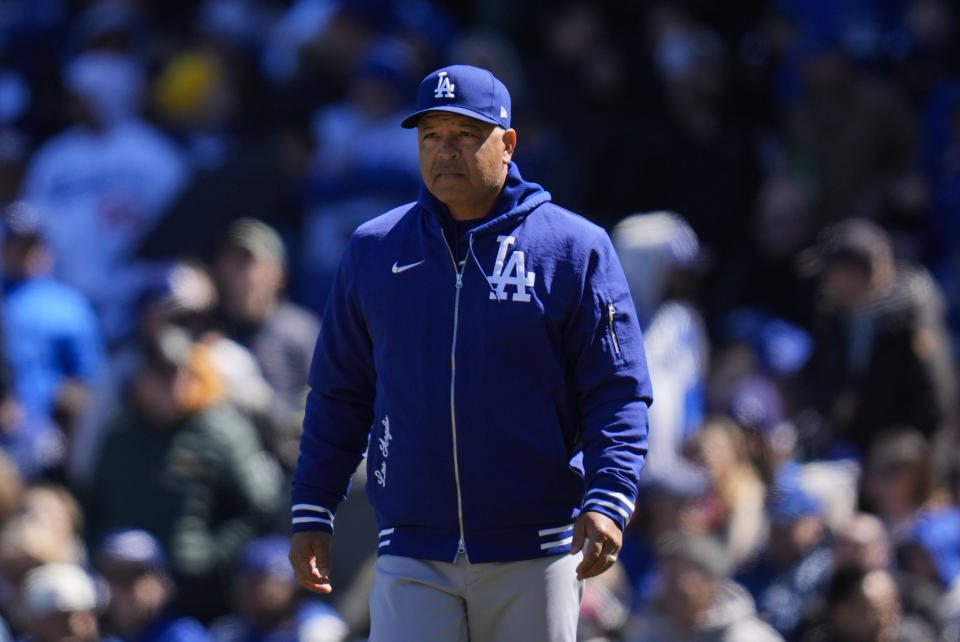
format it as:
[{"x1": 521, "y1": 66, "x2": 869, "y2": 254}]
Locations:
[{"x1": 0, "y1": 0, "x2": 957, "y2": 641}]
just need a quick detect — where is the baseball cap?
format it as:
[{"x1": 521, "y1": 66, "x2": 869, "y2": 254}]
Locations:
[
  {"x1": 400, "y1": 64, "x2": 511, "y2": 129},
  {"x1": 223, "y1": 217, "x2": 286, "y2": 265},
  {"x1": 236, "y1": 534, "x2": 295, "y2": 581},
  {"x1": 22, "y1": 563, "x2": 98, "y2": 617},
  {"x1": 768, "y1": 470, "x2": 822, "y2": 525},
  {"x1": 96, "y1": 528, "x2": 168, "y2": 570}
]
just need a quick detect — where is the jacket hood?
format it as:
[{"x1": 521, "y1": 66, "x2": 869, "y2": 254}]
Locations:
[{"x1": 417, "y1": 161, "x2": 551, "y2": 235}]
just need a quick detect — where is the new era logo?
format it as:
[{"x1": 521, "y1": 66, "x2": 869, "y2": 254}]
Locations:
[{"x1": 500, "y1": 106, "x2": 508, "y2": 118}]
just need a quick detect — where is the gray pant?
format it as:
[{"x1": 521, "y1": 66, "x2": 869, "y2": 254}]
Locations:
[{"x1": 369, "y1": 553, "x2": 584, "y2": 642}]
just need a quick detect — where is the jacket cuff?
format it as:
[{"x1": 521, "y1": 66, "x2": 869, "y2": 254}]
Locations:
[
  {"x1": 582, "y1": 485, "x2": 637, "y2": 531},
  {"x1": 291, "y1": 485, "x2": 342, "y2": 534},
  {"x1": 291, "y1": 502, "x2": 335, "y2": 534}
]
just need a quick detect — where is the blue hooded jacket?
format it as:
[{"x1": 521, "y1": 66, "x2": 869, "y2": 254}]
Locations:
[{"x1": 292, "y1": 163, "x2": 652, "y2": 563}]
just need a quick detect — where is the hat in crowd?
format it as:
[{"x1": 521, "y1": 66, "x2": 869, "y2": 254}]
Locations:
[
  {"x1": 96, "y1": 528, "x2": 167, "y2": 571},
  {"x1": 22, "y1": 563, "x2": 97, "y2": 617},
  {"x1": 723, "y1": 308, "x2": 813, "y2": 375},
  {"x1": 236, "y1": 534, "x2": 295, "y2": 581},
  {"x1": 727, "y1": 376, "x2": 785, "y2": 433},
  {"x1": 638, "y1": 457, "x2": 711, "y2": 499},
  {"x1": 223, "y1": 217, "x2": 286, "y2": 265},
  {"x1": 401, "y1": 64, "x2": 511, "y2": 129},
  {"x1": 137, "y1": 261, "x2": 218, "y2": 318},
  {"x1": 768, "y1": 470, "x2": 822, "y2": 525},
  {"x1": 800, "y1": 218, "x2": 893, "y2": 277},
  {"x1": 909, "y1": 507, "x2": 960, "y2": 587},
  {"x1": 0, "y1": 201, "x2": 43, "y2": 241},
  {"x1": 657, "y1": 531, "x2": 731, "y2": 579}
]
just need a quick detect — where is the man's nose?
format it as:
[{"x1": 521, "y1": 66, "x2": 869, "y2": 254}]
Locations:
[{"x1": 437, "y1": 135, "x2": 460, "y2": 158}]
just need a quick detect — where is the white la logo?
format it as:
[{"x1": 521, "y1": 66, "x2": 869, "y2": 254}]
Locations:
[
  {"x1": 434, "y1": 71, "x2": 455, "y2": 99},
  {"x1": 488, "y1": 235, "x2": 535, "y2": 302}
]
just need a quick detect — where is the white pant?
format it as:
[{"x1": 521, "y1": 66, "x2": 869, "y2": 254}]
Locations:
[{"x1": 369, "y1": 553, "x2": 584, "y2": 642}]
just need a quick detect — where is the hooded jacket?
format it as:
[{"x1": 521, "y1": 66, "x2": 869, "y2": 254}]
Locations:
[{"x1": 291, "y1": 163, "x2": 652, "y2": 563}]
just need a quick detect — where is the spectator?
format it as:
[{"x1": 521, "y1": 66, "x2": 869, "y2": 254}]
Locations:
[
  {"x1": 68, "y1": 260, "x2": 219, "y2": 488},
  {"x1": 624, "y1": 531, "x2": 783, "y2": 642},
  {"x1": 94, "y1": 528, "x2": 209, "y2": 642},
  {"x1": 0, "y1": 201, "x2": 104, "y2": 479},
  {"x1": 800, "y1": 568, "x2": 937, "y2": 642},
  {"x1": 212, "y1": 218, "x2": 319, "y2": 471},
  {"x1": 620, "y1": 458, "x2": 713, "y2": 609},
  {"x1": 298, "y1": 36, "x2": 421, "y2": 311},
  {"x1": 830, "y1": 512, "x2": 948, "y2": 639},
  {"x1": 20, "y1": 47, "x2": 188, "y2": 342},
  {"x1": 861, "y1": 430, "x2": 936, "y2": 542},
  {"x1": 612, "y1": 211, "x2": 709, "y2": 475},
  {"x1": 19, "y1": 563, "x2": 101, "y2": 642},
  {"x1": 799, "y1": 218, "x2": 955, "y2": 457},
  {"x1": 736, "y1": 470, "x2": 833, "y2": 639},
  {"x1": 210, "y1": 535, "x2": 346, "y2": 642},
  {"x1": 85, "y1": 327, "x2": 283, "y2": 621},
  {"x1": 0, "y1": 505, "x2": 85, "y2": 635},
  {"x1": 683, "y1": 416, "x2": 768, "y2": 566}
]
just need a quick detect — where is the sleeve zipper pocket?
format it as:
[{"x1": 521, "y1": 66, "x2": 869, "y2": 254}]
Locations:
[{"x1": 607, "y1": 302, "x2": 622, "y2": 359}]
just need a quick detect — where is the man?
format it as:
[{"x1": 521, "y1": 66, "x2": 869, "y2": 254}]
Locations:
[
  {"x1": 624, "y1": 532, "x2": 783, "y2": 642},
  {"x1": 19, "y1": 563, "x2": 101, "y2": 642},
  {"x1": 289, "y1": 65, "x2": 652, "y2": 641},
  {"x1": 94, "y1": 528, "x2": 209, "y2": 642},
  {"x1": 798, "y1": 218, "x2": 955, "y2": 457},
  {"x1": 0, "y1": 201, "x2": 104, "y2": 479},
  {"x1": 211, "y1": 535, "x2": 347, "y2": 642},
  {"x1": 213, "y1": 218, "x2": 320, "y2": 471}
]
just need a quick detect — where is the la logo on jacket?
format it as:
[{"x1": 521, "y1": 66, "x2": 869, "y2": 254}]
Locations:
[{"x1": 488, "y1": 235, "x2": 535, "y2": 302}]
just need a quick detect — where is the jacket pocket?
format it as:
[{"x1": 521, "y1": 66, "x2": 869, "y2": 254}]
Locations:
[{"x1": 606, "y1": 301, "x2": 624, "y2": 364}]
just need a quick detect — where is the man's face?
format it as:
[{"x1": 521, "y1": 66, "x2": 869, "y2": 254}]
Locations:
[
  {"x1": 215, "y1": 246, "x2": 284, "y2": 323},
  {"x1": 417, "y1": 112, "x2": 515, "y2": 218}
]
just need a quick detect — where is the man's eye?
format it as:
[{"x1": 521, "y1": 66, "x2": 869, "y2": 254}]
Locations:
[{"x1": 459, "y1": 131, "x2": 478, "y2": 138}]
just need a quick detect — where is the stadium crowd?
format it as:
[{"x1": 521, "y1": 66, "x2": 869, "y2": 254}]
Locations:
[{"x1": 0, "y1": 0, "x2": 957, "y2": 641}]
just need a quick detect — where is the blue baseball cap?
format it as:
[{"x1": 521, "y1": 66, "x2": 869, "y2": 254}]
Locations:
[
  {"x1": 96, "y1": 528, "x2": 168, "y2": 570},
  {"x1": 236, "y1": 534, "x2": 296, "y2": 581},
  {"x1": 401, "y1": 64, "x2": 511, "y2": 129}
]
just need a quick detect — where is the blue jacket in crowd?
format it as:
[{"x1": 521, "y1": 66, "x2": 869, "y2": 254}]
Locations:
[{"x1": 292, "y1": 163, "x2": 653, "y2": 563}]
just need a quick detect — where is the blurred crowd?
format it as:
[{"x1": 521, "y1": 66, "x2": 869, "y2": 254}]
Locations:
[{"x1": 0, "y1": 0, "x2": 956, "y2": 641}]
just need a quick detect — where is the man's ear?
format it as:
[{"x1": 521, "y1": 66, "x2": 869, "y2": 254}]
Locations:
[{"x1": 502, "y1": 129, "x2": 517, "y2": 160}]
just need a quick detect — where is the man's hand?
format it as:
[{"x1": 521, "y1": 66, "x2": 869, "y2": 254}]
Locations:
[
  {"x1": 289, "y1": 531, "x2": 333, "y2": 593},
  {"x1": 570, "y1": 511, "x2": 622, "y2": 580}
]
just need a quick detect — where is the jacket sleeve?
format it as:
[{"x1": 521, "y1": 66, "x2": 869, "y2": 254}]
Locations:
[
  {"x1": 565, "y1": 231, "x2": 652, "y2": 530},
  {"x1": 291, "y1": 236, "x2": 376, "y2": 534}
]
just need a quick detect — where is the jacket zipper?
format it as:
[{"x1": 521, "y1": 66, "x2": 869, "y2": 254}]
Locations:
[
  {"x1": 441, "y1": 233, "x2": 468, "y2": 561},
  {"x1": 607, "y1": 302, "x2": 622, "y2": 359}
]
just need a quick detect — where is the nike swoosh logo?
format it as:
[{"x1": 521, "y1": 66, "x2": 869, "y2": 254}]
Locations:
[{"x1": 392, "y1": 260, "x2": 424, "y2": 274}]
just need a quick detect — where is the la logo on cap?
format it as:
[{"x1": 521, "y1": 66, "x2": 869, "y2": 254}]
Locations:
[{"x1": 434, "y1": 71, "x2": 455, "y2": 99}]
